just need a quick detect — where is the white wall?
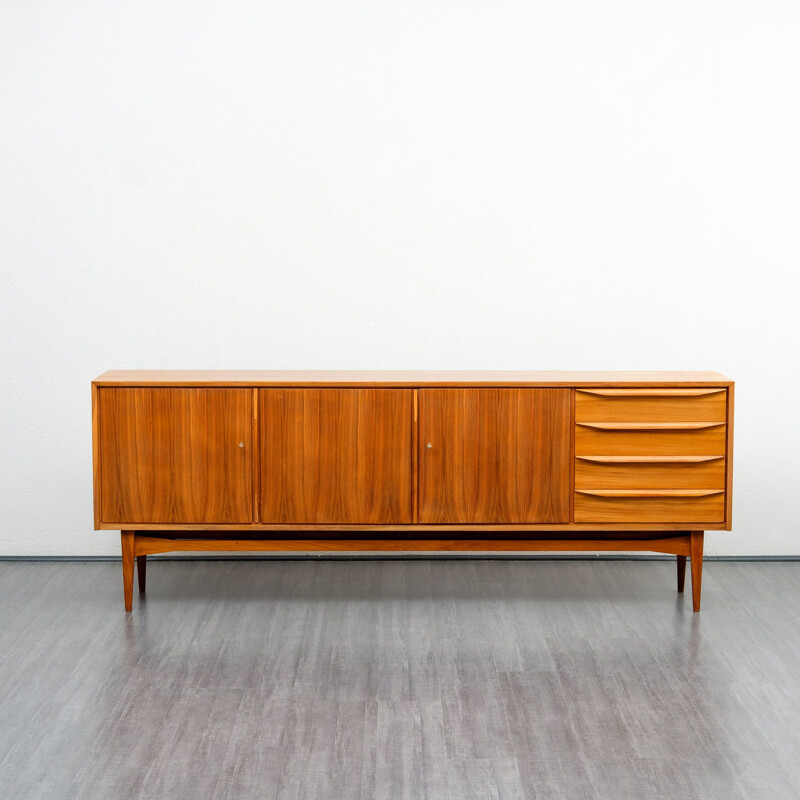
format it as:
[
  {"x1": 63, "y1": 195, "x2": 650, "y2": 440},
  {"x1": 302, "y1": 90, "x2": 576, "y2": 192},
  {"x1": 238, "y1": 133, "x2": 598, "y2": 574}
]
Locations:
[{"x1": 1, "y1": 0, "x2": 798, "y2": 556}]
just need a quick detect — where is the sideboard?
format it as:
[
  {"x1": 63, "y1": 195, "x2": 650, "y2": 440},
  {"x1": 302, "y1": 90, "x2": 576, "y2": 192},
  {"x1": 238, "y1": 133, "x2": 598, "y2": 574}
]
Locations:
[{"x1": 91, "y1": 371, "x2": 734, "y2": 612}]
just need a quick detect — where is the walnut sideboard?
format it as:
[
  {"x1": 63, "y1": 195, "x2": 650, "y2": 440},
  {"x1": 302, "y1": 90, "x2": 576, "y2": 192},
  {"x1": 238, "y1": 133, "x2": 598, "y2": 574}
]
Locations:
[{"x1": 91, "y1": 371, "x2": 734, "y2": 612}]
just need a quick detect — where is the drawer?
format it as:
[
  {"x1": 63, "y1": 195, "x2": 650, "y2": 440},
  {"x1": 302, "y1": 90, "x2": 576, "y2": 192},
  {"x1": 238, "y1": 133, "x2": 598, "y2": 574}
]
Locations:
[
  {"x1": 575, "y1": 455, "x2": 725, "y2": 490},
  {"x1": 574, "y1": 490, "x2": 725, "y2": 523},
  {"x1": 575, "y1": 423, "x2": 726, "y2": 456},
  {"x1": 576, "y1": 389, "x2": 726, "y2": 423}
]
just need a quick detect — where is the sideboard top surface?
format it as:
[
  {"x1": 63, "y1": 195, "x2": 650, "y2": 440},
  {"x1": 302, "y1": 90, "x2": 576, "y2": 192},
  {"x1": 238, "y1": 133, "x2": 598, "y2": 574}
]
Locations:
[{"x1": 93, "y1": 370, "x2": 733, "y2": 387}]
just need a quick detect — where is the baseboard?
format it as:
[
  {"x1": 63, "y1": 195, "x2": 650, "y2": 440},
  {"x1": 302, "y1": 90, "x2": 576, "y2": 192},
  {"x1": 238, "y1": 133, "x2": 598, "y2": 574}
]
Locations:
[{"x1": 1, "y1": 554, "x2": 799, "y2": 562}]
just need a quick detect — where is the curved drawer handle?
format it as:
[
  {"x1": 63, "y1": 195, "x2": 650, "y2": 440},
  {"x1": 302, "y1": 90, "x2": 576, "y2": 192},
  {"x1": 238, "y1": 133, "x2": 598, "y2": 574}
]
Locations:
[
  {"x1": 577, "y1": 389, "x2": 725, "y2": 397},
  {"x1": 576, "y1": 489, "x2": 724, "y2": 498},
  {"x1": 576, "y1": 421, "x2": 725, "y2": 431},
  {"x1": 576, "y1": 455, "x2": 724, "y2": 464}
]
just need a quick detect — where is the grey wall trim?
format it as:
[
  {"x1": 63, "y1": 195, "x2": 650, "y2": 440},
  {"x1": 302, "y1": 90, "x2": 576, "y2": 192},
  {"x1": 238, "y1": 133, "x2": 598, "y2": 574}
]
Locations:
[{"x1": 1, "y1": 554, "x2": 800, "y2": 562}]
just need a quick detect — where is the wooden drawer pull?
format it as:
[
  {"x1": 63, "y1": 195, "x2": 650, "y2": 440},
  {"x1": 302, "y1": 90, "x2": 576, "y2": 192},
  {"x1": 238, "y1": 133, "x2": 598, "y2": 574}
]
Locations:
[
  {"x1": 576, "y1": 455, "x2": 724, "y2": 464},
  {"x1": 576, "y1": 489, "x2": 724, "y2": 498},
  {"x1": 577, "y1": 421, "x2": 724, "y2": 431},
  {"x1": 578, "y1": 389, "x2": 725, "y2": 397}
]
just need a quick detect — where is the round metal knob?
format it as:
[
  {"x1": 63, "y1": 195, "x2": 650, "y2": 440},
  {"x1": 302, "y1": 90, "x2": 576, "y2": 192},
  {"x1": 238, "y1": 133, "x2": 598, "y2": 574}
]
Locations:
[
  {"x1": 238, "y1": 442, "x2": 245, "y2": 448},
  {"x1": 426, "y1": 442, "x2": 433, "y2": 448}
]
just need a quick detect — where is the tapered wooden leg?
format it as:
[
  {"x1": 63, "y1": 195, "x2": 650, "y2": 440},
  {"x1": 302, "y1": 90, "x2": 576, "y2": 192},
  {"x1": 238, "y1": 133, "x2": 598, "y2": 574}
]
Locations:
[
  {"x1": 677, "y1": 555, "x2": 687, "y2": 593},
  {"x1": 689, "y1": 531, "x2": 704, "y2": 612},
  {"x1": 137, "y1": 554, "x2": 147, "y2": 593},
  {"x1": 121, "y1": 531, "x2": 135, "y2": 612}
]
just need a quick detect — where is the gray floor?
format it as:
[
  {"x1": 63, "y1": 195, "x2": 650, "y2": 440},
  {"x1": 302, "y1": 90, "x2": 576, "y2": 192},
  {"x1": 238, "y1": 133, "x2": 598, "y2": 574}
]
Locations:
[{"x1": 1, "y1": 559, "x2": 799, "y2": 800}]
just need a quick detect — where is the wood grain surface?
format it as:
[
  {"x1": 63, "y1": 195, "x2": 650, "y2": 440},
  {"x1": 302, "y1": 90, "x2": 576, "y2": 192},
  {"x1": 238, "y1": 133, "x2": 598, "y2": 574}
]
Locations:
[
  {"x1": 418, "y1": 389, "x2": 571, "y2": 523},
  {"x1": 576, "y1": 421, "x2": 724, "y2": 430},
  {"x1": 259, "y1": 388, "x2": 413, "y2": 524},
  {"x1": 133, "y1": 533, "x2": 693, "y2": 556},
  {"x1": 690, "y1": 530, "x2": 705, "y2": 611},
  {"x1": 576, "y1": 389, "x2": 727, "y2": 422},
  {"x1": 8, "y1": 558, "x2": 798, "y2": 799},
  {"x1": 725, "y1": 385, "x2": 735, "y2": 527},
  {"x1": 575, "y1": 425, "x2": 726, "y2": 456},
  {"x1": 99, "y1": 388, "x2": 253, "y2": 524},
  {"x1": 576, "y1": 388, "x2": 725, "y2": 396},
  {"x1": 95, "y1": 521, "x2": 731, "y2": 531},
  {"x1": 93, "y1": 370, "x2": 734, "y2": 387},
  {"x1": 574, "y1": 493, "x2": 724, "y2": 523},
  {"x1": 575, "y1": 456, "x2": 725, "y2": 489},
  {"x1": 91, "y1": 382, "x2": 101, "y2": 528},
  {"x1": 120, "y1": 530, "x2": 134, "y2": 612}
]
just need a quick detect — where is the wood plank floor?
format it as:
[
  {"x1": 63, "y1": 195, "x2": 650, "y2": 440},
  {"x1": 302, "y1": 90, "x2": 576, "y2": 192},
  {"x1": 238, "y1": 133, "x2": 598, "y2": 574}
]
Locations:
[{"x1": 1, "y1": 559, "x2": 799, "y2": 799}]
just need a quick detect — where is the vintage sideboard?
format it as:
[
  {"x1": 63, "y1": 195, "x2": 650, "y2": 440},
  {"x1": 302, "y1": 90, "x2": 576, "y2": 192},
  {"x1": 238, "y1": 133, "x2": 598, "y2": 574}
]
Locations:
[{"x1": 91, "y1": 371, "x2": 734, "y2": 611}]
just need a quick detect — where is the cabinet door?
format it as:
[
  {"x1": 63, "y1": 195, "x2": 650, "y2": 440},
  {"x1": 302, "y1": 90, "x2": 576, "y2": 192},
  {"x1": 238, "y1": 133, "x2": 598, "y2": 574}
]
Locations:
[
  {"x1": 100, "y1": 388, "x2": 253, "y2": 524},
  {"x1": 260, "y1": 389, "x2": 413, "y2": 524},
  {"x1": 419, "y1": 389, "x2": 571, "y2": 523}
]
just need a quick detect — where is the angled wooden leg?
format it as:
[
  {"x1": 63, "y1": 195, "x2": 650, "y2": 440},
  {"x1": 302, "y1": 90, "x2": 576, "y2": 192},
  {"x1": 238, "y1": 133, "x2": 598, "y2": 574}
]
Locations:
[
  {"x1": 689, "y1": 531, "x2": 704, "y2": 612},
  {"x1": 137, "y1": 555, "x2": 147, "y2": 593},
  {"x1": 677, "y1": 555, "x2": 687, "y2": 593},
  {"x1": 121, "y1": 531, "x2": 135, "y2": 612}
]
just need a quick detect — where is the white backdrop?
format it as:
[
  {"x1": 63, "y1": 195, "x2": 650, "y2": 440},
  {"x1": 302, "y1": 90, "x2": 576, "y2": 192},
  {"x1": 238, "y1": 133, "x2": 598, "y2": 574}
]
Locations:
[{"x1": 1, "y1": 1, "x2": 798, "y2": 556}]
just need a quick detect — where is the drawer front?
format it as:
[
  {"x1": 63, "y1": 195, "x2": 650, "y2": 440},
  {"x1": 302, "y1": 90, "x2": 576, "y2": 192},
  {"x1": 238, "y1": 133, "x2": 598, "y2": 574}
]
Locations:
[
  {"x1": 575, "y1": 424, "x2": 726, "y2": 456},
  {"x1": 576, "y1": 389, "x2": 726, "y2": 423},
  {"x1": 574, "y1": 491, "x2": 725, "y2": 523},
  {"x1": 575, "y1": 456, "x2": 725, "y2": 490},
  {"x1": 573, "y1": 386, "x2": 728, "y2": 524}
]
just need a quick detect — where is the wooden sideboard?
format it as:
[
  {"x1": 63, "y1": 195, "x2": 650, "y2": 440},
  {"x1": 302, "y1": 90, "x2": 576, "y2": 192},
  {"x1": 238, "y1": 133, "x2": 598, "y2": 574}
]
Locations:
[{"x1": 92, "y1": 371, "x2": 734, "y2": 612}]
